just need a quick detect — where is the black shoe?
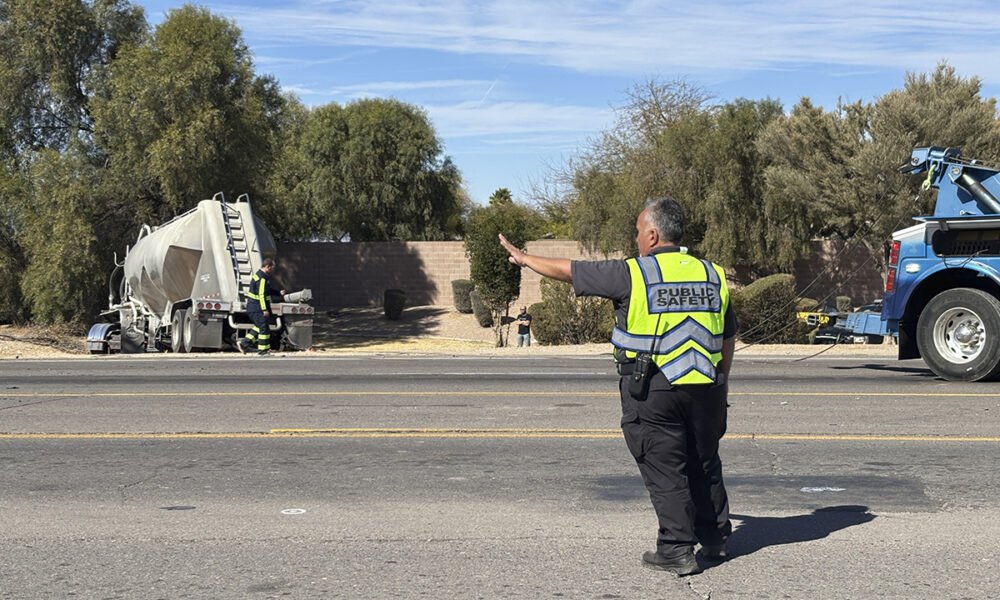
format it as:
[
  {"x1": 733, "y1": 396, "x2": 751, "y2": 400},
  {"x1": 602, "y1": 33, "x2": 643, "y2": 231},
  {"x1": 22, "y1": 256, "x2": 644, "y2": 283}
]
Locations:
[
  {"x1": 641, "y1": 549, "x2": 701, "y2": 576},
  {"x1": 700, "y1": 543, "x2": 728, "y2": 561},
  {"x1": 257, "y1": 350, "x2": 270, "y2": 356}
]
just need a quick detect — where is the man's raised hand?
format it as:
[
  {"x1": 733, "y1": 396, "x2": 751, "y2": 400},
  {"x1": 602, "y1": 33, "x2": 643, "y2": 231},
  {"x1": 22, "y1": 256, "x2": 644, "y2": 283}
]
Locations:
[{"x1": 498, "y1": 233, "x2": 527, "y2": 267}]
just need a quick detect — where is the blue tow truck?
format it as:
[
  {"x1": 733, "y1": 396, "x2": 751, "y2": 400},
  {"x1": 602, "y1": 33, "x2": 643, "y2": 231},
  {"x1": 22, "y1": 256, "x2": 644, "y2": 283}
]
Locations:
[{"x1": 845, "y1": 146, "x2": 1000, "y2": 381}]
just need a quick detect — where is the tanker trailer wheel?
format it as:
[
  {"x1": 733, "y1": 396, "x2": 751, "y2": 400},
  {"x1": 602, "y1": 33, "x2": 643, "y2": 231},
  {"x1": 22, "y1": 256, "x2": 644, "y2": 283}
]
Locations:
[
  {"x1": 916, "y1": 288, "x2": 1000, "y2": 381},
  {"x1": 170, "y1": 309, "x2": 188, "y2": 354},
  {"x1": 182, "y1": 310, "x2": 198, "y2": 353}
]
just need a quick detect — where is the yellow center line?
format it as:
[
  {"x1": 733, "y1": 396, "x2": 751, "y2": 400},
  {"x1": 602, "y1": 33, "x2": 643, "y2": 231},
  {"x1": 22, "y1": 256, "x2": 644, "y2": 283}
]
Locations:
[
  {"x1": 3, "y1": 391, "x2": 1000, "y2": 398},
  {"x1": 1, "y1": 430, "x2": 998, "y2": 442},
  {"x1": 1, "y1": 391, "x2": 558, "y2": 398}
]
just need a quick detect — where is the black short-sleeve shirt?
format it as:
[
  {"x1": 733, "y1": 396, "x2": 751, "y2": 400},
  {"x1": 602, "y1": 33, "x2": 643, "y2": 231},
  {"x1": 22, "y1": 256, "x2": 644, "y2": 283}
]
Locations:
[
  {"x1": 570, "y1": 246, "x2": 737, "y2": 338},
  {"x1": 516, "y1": 313, "x2": 532, "y2": 335}
]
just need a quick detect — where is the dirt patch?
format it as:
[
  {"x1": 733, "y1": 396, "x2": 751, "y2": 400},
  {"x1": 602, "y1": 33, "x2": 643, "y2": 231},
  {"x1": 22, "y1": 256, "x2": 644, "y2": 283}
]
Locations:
[{"x1": 0, "y1": 324, "x2": 89, "y2": 359}]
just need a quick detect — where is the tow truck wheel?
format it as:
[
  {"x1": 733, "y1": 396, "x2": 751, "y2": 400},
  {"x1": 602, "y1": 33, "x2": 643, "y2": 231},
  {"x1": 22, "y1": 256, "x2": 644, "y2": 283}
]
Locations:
[
  {"x1": 916, "y1": 288, "x2": 1000, "y2": 381},
  {"x1": 170, "y1": 309, "x2": 188, "y2": 354}
]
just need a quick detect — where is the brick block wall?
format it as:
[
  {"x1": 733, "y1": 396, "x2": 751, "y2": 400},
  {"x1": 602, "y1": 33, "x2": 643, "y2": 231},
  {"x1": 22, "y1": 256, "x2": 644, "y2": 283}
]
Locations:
[
  {"x1": 278, "y1": 241, "x2": 464, "y2": 308},
  {"x1": 791, "y1": 239, "x2": 884, "y2": 308},
  {"x1": 276, "y1": 240, "x2": 612, "y2": 309},
  {"x1": 276, "y1": 239, "x2": 883, "y2": 309}
]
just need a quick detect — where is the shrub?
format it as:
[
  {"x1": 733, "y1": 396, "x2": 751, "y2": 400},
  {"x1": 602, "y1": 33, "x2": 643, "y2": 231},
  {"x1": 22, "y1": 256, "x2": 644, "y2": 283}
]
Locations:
[
  {"x1": 451, "y1": 279, "x2": 474, "y2": 313},
  {"x1": 526, "y1": 301, "x2": 546, "y2": 337},
  {"x1": 530, "y1": 301, "x2": 559, "y2": 345},
  {"x1": 469, "y1": 289, "x2": 493, "y2": 327},
  {"x1": 732, "y1": 274, "x2": 811, "y2": 344},
  {"x1": 383, "y1": 289, "x2": 406, "y2": 320},
  {"x1": 835, "y1": 295, "x2": 852, "y2": 312},
  {"x1": 532, "y1": 279, "x2": 614, "y2": 345},
  {"x1": 796, "y1": 297, "x2": 820, "y2": 312}
]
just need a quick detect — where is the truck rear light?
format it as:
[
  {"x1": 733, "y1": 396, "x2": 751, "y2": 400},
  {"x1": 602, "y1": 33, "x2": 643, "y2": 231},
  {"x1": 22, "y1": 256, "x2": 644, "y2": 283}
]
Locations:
[
  {"x1": 885, "y1": 267, "x2": 896, "y2": 292},
  {"x1": 194, "y1": 300, "x2": 226, "y2": 312},
  {"x1": 888, "y1": 240, "x2": 900, "y2": 266}
]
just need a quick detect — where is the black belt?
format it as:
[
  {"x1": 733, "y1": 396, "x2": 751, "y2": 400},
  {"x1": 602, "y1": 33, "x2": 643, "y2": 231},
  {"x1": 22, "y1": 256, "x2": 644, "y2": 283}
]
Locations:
[{"x1": 615, "y1": 361, "x2": 727, "y2": 386}]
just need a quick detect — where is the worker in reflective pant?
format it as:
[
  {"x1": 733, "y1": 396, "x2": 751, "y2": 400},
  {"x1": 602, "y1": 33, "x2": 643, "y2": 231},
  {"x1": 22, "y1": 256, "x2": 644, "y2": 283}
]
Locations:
[
  {"x1": 240, "y1": 258, "x2": 285, "y2": 355},
  {"x1": 499, "y1": 197, "x2": 736, "y2": 576}
]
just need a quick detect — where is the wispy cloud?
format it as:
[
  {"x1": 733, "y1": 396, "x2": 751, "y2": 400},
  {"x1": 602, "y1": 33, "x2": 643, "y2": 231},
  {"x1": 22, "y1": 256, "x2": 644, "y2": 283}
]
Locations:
[
  {"x1": 252, "y1": 49, "x2": 376, "y2": 71},
  {"x1": 281, "y1": 78, "x2": 496, "y2": 104},
  {"x1": 426, "y1": 100, "x2": 613, "y2": 144},
  {"x1": 215, "y1": 1, "x2": 1000, "y2": 77},
  {"x1": 332, "y1": 79, "x2": 493, "y2": 95}
]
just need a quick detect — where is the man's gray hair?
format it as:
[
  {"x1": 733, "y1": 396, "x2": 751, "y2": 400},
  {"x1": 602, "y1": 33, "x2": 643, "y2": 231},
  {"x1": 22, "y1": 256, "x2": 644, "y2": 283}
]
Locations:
[{"x1": 643, "y1": 197, "x2": 685, "y2": 244}]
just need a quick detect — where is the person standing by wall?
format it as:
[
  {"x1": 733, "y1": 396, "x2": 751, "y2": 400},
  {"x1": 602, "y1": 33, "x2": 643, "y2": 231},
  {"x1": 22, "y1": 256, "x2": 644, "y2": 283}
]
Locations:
[
  {"x1": 240, "y1": 258, "x2": 285, "y2": 356},
  {"x1": 499, "y1": 196, "x2": 736, "y2": 576},
  {"x1": 515, "y1": 305, "x2": 532, "y2": 347}
]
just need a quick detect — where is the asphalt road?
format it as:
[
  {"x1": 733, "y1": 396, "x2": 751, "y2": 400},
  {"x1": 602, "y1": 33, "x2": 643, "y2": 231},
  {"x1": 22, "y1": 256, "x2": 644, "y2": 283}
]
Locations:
[{"x1": 1, "y1": 353, "x2": 999, "y2": 599}]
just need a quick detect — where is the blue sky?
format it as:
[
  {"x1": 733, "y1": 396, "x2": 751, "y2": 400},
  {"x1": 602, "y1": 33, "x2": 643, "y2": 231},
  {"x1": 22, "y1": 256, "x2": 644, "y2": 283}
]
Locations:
[{"x1": 135, "y1": 1, "x2": 1000, "y2": 204}]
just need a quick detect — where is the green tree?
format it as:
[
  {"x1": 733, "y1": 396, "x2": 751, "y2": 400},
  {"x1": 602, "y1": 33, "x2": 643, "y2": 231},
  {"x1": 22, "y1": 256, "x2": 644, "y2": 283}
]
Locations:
[
  {"x1": 17, "y1": 148, "x2": 107, "y2": 323},
  {"x1": 758, "y1": 63, "x2": 1000, "y2": 279},
  {"x1": 639, "y1": 106, "x2": 716, "y2": 249},
  {"x1": 524, "y1": 177, "x2": 574, "y2": 239},
  {"x1": 92, "y1": 4, "x2": 284, "y2": 221},
  {"x1": 272, "y1": 98, "x2": 466, "y2": 241},
  {"x1": 696, "y1": 98, "x2": 784, "y2": 278},
  {"x1": 757, "y1": 98, "x2": 869, "y2": 273},
  {"x1": 854, "y1": 63, "x2": 1000, "y2": 273},
  {"x1": 259, "y1": 94, "x2": 325, "y2": 240},
  {"x1": 464, "y1": 201, "x2": 538, "y2": 346},
  {"x1": 0, "y1": 161, "x2": 28, "y2": 323},
  {"x1": 0, "y1": 0, "x2": 145, "y2": 157},
  {"x1": 568, "y1": 165, "x2": 636, "y2": 255},
  {"x1": 489, "y1": 187, "x2": 513, "y2": 205},
  {"x1": 0, "y1": 0, "x2": 144, "y2": 324},
  {"x1": 565, "y1": 78, "x2": 713, "y2": 257},
  {"x1": 566, "y1": 84, "x2": 783, "y2": 277},
  {"x1": 336, "y1": 98, "x2": 464, "y2": 241}
]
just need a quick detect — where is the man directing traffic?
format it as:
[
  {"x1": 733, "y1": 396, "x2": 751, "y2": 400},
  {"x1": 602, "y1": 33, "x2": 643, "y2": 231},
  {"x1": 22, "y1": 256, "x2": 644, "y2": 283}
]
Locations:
[{"x1": 499, "y1": 196, "x2": 736, "y2": 576}]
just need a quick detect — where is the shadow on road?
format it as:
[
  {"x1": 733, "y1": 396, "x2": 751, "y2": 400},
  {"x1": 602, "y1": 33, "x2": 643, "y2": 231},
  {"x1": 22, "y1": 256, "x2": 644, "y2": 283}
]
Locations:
[
  {"x1": 829, "y1": 362, "x2": 935, "y2": 377},
  {"x1": 728, "y1": 505, "x2": 875, "y2": 559}
]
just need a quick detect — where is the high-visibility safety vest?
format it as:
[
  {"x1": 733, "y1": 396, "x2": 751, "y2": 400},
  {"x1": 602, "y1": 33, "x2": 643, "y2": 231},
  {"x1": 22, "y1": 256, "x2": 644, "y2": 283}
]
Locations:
[
  {"x1": 246, "y1": 271, "x2": 269, "y2": 311},
  {"x1": 610, "y1": 250, "x2": 729, "y2": 385}
]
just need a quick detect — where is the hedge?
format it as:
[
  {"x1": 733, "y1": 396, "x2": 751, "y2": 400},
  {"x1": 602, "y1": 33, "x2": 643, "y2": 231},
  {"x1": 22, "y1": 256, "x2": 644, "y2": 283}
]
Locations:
[
  {"x1": 732, "y1": 273, "x2": 811, "y2": 344},
  {"x1": 469, "y1": 289, "x2": 493, "y2": 328},
  {"x1": 451, "y1": 279, "x2": 474, "y2": 313},
  {"x1": 531, "y1": 279, "x2": 614, "y2": 345}
]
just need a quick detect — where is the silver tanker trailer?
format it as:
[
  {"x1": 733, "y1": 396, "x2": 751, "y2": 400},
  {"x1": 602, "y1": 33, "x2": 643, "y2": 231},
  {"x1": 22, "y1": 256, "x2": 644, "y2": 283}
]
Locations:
[{"x1": 86, "y1": 193, "x2": 313, "y2": 354}]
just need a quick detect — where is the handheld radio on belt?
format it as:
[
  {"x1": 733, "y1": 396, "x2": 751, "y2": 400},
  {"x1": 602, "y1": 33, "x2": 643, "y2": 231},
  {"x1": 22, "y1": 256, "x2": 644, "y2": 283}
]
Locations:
[{"x1": 627, "y1": 311, "x2": 663, "y2": 400}]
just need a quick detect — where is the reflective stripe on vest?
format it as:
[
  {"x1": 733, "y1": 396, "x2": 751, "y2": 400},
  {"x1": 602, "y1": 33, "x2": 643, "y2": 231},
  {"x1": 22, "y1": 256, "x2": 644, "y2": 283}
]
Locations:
[
  {"x1": 247, "y1": 272, "x2": 268, "y2": 310},
  {"x1": 613, "y1": 251, "x2": 728, "y2": 385}
]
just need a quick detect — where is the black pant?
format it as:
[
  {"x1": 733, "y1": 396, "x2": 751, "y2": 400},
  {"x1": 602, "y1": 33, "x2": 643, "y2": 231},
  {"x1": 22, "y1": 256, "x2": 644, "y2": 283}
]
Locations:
[
  {"x1": 620, "y1": 369, "x2": 731, "y2": 555},
  {"x1": 246, "y1": 306, "x2": 272, "y2": 351}
]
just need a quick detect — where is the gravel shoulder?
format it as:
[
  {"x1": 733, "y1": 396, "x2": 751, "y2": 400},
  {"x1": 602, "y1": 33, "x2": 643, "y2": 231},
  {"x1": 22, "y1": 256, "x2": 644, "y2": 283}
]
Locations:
[{"x1": 0, "y1": 305, "x2": 898, "y2": 359}]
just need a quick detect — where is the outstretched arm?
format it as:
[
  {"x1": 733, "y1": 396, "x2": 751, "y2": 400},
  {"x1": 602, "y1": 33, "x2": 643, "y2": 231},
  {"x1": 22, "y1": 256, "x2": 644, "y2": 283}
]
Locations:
[{"x1": 499, "y1": 234, "x2": 572, "y2": 283}]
